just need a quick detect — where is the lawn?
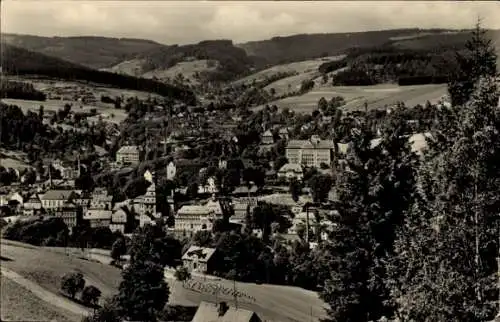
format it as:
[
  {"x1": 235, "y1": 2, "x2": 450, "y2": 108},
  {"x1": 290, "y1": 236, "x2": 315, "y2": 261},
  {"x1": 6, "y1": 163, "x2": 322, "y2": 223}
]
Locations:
[
  {"x1": 0, "y1": 274, "x2": 82, "y2": 322},
  {"x1": 256, "y1": 83, "x2": 448, "y2": 113}
]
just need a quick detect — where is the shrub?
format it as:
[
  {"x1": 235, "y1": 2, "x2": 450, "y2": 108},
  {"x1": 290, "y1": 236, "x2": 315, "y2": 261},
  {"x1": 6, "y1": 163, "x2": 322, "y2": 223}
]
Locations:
[
  {"x1": 61, "y1": 272, "x2": 86, "y2": 299},
  {"x1": 81, "y1": 285, "x2": 102, "y2": 307}
]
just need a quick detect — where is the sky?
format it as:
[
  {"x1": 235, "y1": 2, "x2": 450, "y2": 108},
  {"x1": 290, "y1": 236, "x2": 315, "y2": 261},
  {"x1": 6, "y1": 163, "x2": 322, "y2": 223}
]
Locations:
[{"x1": 2, "y1": 1, "x2": 500, "y2": 45}]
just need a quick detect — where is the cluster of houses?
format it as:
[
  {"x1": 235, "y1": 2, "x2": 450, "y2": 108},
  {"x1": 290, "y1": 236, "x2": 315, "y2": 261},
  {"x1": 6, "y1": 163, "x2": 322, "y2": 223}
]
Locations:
[{"x1": 1, "y1": 170, "x2": 161, "y2": 234}]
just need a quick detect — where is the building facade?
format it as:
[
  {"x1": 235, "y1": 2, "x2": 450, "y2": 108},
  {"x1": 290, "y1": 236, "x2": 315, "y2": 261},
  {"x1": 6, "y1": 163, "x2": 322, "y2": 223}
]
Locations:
[
  {"x1": 286, "y1": 135, "x2": 334, "y2": 168},
  {"x1": 182, "y1": 246, "x2": 216, "y2": 273},
  {"x1": 116, "y1": 145, "x2": 140, "y2": 165}
]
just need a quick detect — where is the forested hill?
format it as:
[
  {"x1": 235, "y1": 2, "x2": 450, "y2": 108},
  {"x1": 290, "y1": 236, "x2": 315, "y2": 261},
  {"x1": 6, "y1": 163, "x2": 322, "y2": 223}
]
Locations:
[
  {"x1": 1, "y1": 33, "x2": 165, "y2": 69},
  {"x1": 0, "y1": 44, "x2": 197, "y2": 105},
  {"x1": 237, "y1": 28, "x2": 500, "y2": 67}
]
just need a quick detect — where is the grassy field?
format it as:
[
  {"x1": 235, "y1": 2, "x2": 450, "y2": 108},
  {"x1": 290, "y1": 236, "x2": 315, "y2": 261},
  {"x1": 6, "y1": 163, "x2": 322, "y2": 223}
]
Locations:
[
  {"x1": 234, "y1": 55, "x2": 345, "y2": 86},
  {"x1": 256, "y1": 83, "x2": 448, "y2": 113},
  {"x1": 1, "y1": 274, "x2": 82, "y2": 322},
  {"x1": 1, "y1": 240, "x2": 327, "y2": 322},
  {"x1": 1, "y1": 98, "x2": 128, "y2": 124}
]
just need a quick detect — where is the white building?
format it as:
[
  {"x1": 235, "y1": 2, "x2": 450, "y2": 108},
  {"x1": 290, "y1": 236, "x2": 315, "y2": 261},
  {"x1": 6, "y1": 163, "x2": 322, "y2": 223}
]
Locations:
[
  {"x1": 286, "y1": 135, "x2": 335, "y2": 168},
  {"x1": 116, "y1": 145, "x2": 140, "y2": 165},
  {"x1": 278, "y1": 163, "x2": 304, "y2": 181}
]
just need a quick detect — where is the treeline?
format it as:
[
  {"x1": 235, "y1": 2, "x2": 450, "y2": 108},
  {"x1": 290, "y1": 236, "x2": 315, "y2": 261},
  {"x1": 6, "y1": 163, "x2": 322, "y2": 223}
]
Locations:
[
  {"x1": 139, "y1": 40, "x2": 253, "y2": 82},
  {"x1": 330, "y1": 45, "x2": 461, "y2": 86},
  {"x1": 2, "y1": 44, "x2": 196, "y2": 105},
  {"x1": 0, "y1": 80, "x2": 47, "y2": 101},
  {"x1": 318, "y1": 59, "x2": 348, "y2": 74}
]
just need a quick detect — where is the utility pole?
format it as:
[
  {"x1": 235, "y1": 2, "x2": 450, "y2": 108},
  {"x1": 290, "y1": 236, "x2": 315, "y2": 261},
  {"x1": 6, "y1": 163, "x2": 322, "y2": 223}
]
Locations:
[
  {"x1": 305, "y1": 203, "x2": 310, "y2": 244},
  {"x1": 233, "y1": 279, "x2": 238, "y2": 309}
]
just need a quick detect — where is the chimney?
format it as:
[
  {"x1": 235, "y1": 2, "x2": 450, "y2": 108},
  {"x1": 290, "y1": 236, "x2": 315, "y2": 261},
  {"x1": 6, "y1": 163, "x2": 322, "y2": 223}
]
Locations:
[{"x1": 218, "y1": 301, "x2": 229, "y2": 317}]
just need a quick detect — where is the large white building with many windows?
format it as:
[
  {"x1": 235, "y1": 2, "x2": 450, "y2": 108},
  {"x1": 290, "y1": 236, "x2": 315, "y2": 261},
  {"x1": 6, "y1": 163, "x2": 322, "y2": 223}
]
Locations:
[{"x1": 285, "y1": 135, "x2": 335, "y2": 168}]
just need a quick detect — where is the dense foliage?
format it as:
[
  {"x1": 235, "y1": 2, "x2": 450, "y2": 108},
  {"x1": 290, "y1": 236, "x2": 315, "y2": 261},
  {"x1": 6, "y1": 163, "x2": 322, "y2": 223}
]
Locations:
[
  {"x1": 2, "y1": 44, "x2": 196, "y2": 105},
  {"x1": 0, "y1": 80, "x2": 46, "y2": 101}
]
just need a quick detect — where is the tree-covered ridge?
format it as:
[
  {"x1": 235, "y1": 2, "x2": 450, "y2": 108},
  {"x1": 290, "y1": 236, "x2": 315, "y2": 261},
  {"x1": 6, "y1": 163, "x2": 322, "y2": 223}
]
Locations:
[{"x1": 1, "y1": 44, "x2": 197, "y2": 105}]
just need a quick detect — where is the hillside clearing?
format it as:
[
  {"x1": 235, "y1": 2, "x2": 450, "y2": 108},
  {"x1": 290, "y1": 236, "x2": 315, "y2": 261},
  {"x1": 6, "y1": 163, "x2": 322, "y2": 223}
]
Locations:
[
  {"x1": 256, "y1": 84, "x2": 448, "y2": 113},
  {"x1": 1, "y1": 273, "x2": 83, "y2": 322},
  {"x1": 1, "y1": 240, "x2": 327, "y2": 322},
  {"x1": 234, "y1": 55, "x2": 345, "y2": 86},
  {"x1": 1, "y1": 98, "x2": 128, "y2": 124}
]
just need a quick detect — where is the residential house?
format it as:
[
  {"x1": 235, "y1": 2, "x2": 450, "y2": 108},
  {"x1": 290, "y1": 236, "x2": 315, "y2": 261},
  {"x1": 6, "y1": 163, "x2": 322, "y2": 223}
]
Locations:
[
  {"x1": 198, "y1": 177, "x2": 218, "y2": 195},
  {"x1": 55, "y1": 201, "x2": 82, "y2": 230},
  {"x1": 231, "y1": 202, "x2": 251, "y2": 225},
  {"x1": 23, "y1": 193, "x2": 43, "y2": 216},
  {"x1": 52, "y1": 160, "x2": 80, "y2": 180},
  {"x1": 166, "y1": 161, "x2": 177, "y2": 180},
  {"x1": 261, "y1": 130, "x2": 274, "y2": 145},
  {"x1": 278, "y1": 128, "x2": 289, "y2": 141},
  {"x1": 286, "y1": 135, "x2": 335, "y2": 168},
  {"x1": 90, "y1": 188, "x2": 113, "y2": 210},
  {"x1": 175, "y1": 205, "x2": 216, "y2": 237},
  {"x1": 278, "y1": 163, "x2": 304, "y2": 181},
  {"x1": 84, "y1": 209, "x2": 112, "y2": 228},
  {"x1": 192, "y1": 301, "x2": 263, "y2": 322},
  {"x1": 110, "y1": 209, "x2": 127, "y2": 234},
  {"x1": 41, "y1": 189, "x2": 76, "y2": 212},
  {"x1": 73, "y1": 191, "x2": 92, "y2": 213},
  {"x1": 116, "y1": 145, "x2": 140, "y2": 165},
  {"x1": 182, "y1": 246, "x2": 216, "y2": 274}
]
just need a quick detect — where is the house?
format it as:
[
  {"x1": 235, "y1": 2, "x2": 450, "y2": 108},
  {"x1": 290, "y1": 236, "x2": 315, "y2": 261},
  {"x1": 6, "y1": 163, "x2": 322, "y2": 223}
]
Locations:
[
  {"x1": 198, "y1": 177, "x2": 218, "y2": 195},
  {"x1": 278, "y1": 163, "x2": 304, "y2": 181},
  {"x1": 83, "y1": 209, "x2": 112, "y2": 228},
  {"x1": 116, "y1": 145, "x2": 140, "y2": 165},
  {"x1": 55, "y1": 201, "x2": 82, "y2": 230},
  {"x1": 166, "y1": 161, "x2": 177, "y2": 180},
  {"x1": 231, "y1": 202, "x2": 252, "y2": 225},
  {"x1": 261, "y1": 130, "x2": 274, "y2": 145},
  {"x1": 286, "y1": 135, "x2": 335, "y2": 168},
  {"x1": 23, "y1": 193, "x2": 43, "y2": 216},
  {"x1": 110, "y1": 209, "x2": 128, "y2": 234},
  {"x1": 73, "y1": 191, "x2": 92, "y2": 213},
  {"x1": 175, "y1": 205, "x2": 216, "y2": 237},
  {"x1": 192, "y1": 301, "x2": 263, "y2": 322},
  {"x1": 278, "y1": 128, "x2": 289, "y2": 141},
  {"x1": 90, "y1": 188, "x2": 113, "y2": 210},
  {"x1": 182, "y1": 246, "x2": 216, "y2": 274},
  {"x1": 41, "y1": 189, "x2": 76, "y2": 212}
]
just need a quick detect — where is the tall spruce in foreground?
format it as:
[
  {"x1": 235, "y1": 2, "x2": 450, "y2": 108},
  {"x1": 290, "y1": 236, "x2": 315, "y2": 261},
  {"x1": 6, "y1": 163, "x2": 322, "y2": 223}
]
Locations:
[
  {"x1": 320, "y1": 116, "x2": 418, "y2": 322},
  {"x1": 447, "y1": 20, "x2": 497, "y2": 107},
  {"x1": 388, "y1": 77, "x2": 500, "y2": 321},
  {"x1": 114, "y1": 225, "x2": 170, "y2": 322}
]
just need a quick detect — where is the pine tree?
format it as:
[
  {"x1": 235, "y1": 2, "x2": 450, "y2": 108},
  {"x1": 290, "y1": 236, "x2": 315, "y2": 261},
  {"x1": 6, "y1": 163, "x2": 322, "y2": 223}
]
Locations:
[
  {"x1": 389, "y1": 77, "x2": 500, "y2": 321},
  {"x1": 321, "y1": 116, "x2": 418, "y2": 321},
  {"x1": 448, "y1": 19, "x2": 497, "y2": 107}
]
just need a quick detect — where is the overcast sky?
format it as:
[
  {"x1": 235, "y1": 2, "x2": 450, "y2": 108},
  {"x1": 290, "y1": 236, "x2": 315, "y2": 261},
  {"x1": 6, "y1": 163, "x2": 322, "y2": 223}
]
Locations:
[{"x1": 2, "y1": 1, "x2": 499, "y2": 45}]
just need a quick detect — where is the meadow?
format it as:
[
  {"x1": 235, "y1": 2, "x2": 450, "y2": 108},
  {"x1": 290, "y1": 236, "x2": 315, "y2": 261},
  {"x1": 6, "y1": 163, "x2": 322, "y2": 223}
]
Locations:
[{"x1": 256, "y1": 83, "x2": 448, "y2": 113}]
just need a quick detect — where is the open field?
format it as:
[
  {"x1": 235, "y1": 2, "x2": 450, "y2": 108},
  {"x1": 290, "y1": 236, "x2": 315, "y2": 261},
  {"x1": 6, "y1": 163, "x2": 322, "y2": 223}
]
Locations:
[
  {"x1": 256, "y1": 83, "x2": 448, "y2": 113},
  {"x1": 1, "y1": 240, "x2": 327, "y2": 322},
  {"x1": 1, "y1": 98, "x2": 128, "y2": 124},
  {"x1": 1, "y1": 273, "x2": 83, "y2": 322},
  {"x1": 234, "y1": 55, "x2": 345, "y2": 86}
]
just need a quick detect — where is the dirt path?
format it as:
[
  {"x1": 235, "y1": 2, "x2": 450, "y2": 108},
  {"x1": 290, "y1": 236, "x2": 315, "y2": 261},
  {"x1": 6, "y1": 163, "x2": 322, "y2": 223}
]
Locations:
[{"x1": 1, "y1": 267, "x2": 90, "y2": 318}]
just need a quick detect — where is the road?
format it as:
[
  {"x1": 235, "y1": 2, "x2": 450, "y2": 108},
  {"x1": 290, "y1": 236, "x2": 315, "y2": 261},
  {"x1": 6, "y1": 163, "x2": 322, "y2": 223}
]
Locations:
[
  {"x1": 1, "y1": 266, "x2": 90, "y2": 318},
  {"x1": 4, "y1": 241, "x2": 328, "y2": 322}
]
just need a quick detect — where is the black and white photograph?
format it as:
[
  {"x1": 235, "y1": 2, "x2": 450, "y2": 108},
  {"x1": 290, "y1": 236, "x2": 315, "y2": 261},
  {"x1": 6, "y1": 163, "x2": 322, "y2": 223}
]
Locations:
[{"x1": 0, "y1": 1, "x2": 499, "y2": 321}]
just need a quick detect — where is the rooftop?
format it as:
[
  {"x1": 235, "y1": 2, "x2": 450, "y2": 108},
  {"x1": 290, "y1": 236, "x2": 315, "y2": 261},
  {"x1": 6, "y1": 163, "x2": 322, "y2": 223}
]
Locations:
[
  {"x1": 177, "y1": 205, "x2": 211, "y2": 216},
  {"x1": 41, "y1": 189, "x2": 75, "y2": 201},
  {"x1": 192, "y1": 301, "x2": 260, "y2": 322},
  {"x1": 287, "y1": 136, "x2": 335, "y2": 150},
  {"x1": 117, "y1": 145, "x2": 139, "y2": 154},
  {"x1": 84, "y1": 209, "x2": 112, "y2": 220},
  {"x1": 182, "y1": 246, "x2": 216, "y2": 262},
  {"x1": 278, "y1": 163, "x2": 303, "y2": 173}
]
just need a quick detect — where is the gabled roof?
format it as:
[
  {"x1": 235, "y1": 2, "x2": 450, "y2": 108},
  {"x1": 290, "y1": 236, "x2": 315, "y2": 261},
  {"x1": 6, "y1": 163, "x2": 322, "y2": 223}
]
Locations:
[
  {"x1": 262, "y1": 130, "x2": 273, "y2": 137},
  {"x1": 84, "y1": 209, "x2": 112, "y2": 220},
  {"x1": 191, "y1": 301, "x2": 260, "y2": 322},
  {"x1": 279, "y1": 163, "x2": 303, "y2": 173},
  {"x1": 182, "y1": 246, "x2": 216, "y2": 262},
  {"x1": 117, "y1": 145, "x2": 139, "y2": 154},
  {"x1": 177, "y1": 205, "x2": 211, "y2": 216},
  {"x1": 287, "y1": 138, "x2": 335, "y2": 149},
  {"x1": 232, "y1": 186, "x2": 258, "y2": 195},
  {"x1": 41, "y1": 190, "x2": 75, "y2": 201}
]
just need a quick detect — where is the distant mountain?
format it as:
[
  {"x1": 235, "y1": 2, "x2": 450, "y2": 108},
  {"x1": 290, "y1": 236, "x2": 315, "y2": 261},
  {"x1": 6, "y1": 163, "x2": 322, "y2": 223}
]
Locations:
[
  {"x1": 0, "y1": 44, "x2": 196, "y2": 104},
  {"x1": 237, "y1": 28, "x2": 500, "y2": 67},
  {"x1": 1, "y1": 33, "x2": 165, "y2": 69}
]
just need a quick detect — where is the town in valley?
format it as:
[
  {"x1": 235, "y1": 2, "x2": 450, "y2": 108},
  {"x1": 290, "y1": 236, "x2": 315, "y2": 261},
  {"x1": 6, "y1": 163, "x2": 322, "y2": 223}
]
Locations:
[{"x1": 1, "y1": 1, "x2": 500, "y2": 322}]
